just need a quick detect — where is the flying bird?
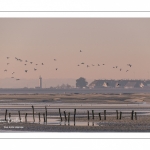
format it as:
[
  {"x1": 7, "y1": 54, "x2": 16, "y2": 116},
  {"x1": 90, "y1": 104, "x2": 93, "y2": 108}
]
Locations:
[
  {"x1": 77, "y1": 65, "x2": 80, "y2": 66},
  {"x1": 92, "y1": 64, "x2": 94, "y2": 66},
  {"x1": 41, "y1": 63, "x2": 44, "y2": 65},
  {"x1": 7, "y1": 57, "x2": 9, "y2": 59},
  {"x1": 126, "y1": 70, "x2": 128, "y2": 72},
  {"x1": 81, "y1": 62, "x2": 84, "y2": 64},
  {"x1": 54, "y1": 59, "x2": 56, "y2": 61},
  {"x1": 56, "y1": 68, "x2": 58, "y2": 70},
  {"x1": 80, "y1": 50, "x2": 82, "y2": 52},
  {"x1": 103, "y1": 64, "x2": 105, "y2": 65},
  {"x1": 16, "y1": 79, "x2": 20, "y2": 80},
  {"x1": 12, "y1": 72, "x2": 15, "y2": 74},
  {"x1": 36, "y1": 64, "x2": 38, "y2": 65},
  {"x1": 87, "y1": 65, "x2": 89, "y2": 67},
  {"x1": 25, "y1": 70, "x2": 28, "y2": 73},
  {"x1": 116, "y1": 66, "x2": 118, "y2": 68},
  {"x1": 120, "y1": 69, "x2": 122, "y2": 71},
  {"x1": 7, "y1": 63, "x2": 9, "y2": 65},
  {"x1": 4, "y1": 69, "x2": 7, "y2": 72},
  {"x1": 11, "y1": 77, "x2": 14, "y2": 78},
  {"x1": 98, "y1": 64, "x2": 100, "y2": 66},
  {"x1": 34, "y1": 68, "x2": 37, "y2": 71},
  {"x1": 30, "y1": 62, "x2": 33, "y2": 64},
  {"x1": 127, "y1": 64, "x2": 132, "y2": 67},
  {"x1": 25, "y1": 60, "x2": 28, "y2": 62}
]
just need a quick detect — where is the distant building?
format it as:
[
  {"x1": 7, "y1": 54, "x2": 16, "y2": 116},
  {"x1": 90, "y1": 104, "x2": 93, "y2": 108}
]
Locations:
[
  {"x1": 35, "y1": 76, "x2": 42, "y2": 89},
  {"x1": 39, "y1": 76, "x2": 42, "y2": 88}
]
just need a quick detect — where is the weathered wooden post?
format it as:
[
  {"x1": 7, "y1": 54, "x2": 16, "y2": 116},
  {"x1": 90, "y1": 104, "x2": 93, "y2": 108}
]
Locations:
[
  {"x1": 104, "y1": 110, "x2": 106, "y2": 120},
  {"x1": 25, "y1": 113, "x2": 27, "y2": 122},
  {"x1": 5, "y1": 109, "x2": 7, "y2": 121},
  {"x1": 92, "y1": 110, "x2": 94, "y2": 120},
  {"x1": 74, "y1": 109, "x2": 76, "y2": 126},
  {"x1": 32, "y1": 105, "x2": 35, "y2": 122},
  {"x1": 116, "y1": 110, "x2": 118, "y2": 120},
  {"x1": 59, "y1": 108, "x2": 62, "y2": 122},
  {"x1": 45, "y1": 106, "x2": 47, "y2": 123},
  {"x1": 119, "y1": 111, "x2": 122, "y2": 120},
  {"x1": 38, "y1": 113, "x2": 40, "y2": 123},
  {"x1": 135, "y1": 112, "x2": 137, "y2": 120},
  {"x1": 68, "y1": 112, "x2": 70, "y2": 125},
  {"x1": 18, "y1": 111, "x2": 21, "y2": 122},
  {"x1": 99, "y1": 113, "x2": 101, "y2": 120},
  {"x1": 43, "y1": 113, "x2": 45, "y2": 123},
  {"x1": 131, "y1": 110, "x2": 134, "y2": 120},
  {"x1": 87, "y1": 110, "x2": 90, "y2": 121},
  {"x1": 9, "y1": 113, "x2": 11, "y2": 122},
  {"x1": 64, "y1": 111, "x2": 67, "y2": 122}
]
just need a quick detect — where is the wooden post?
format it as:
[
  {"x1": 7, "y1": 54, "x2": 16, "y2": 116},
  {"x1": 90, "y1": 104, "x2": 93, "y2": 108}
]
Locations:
[
  {"x1": 131, "y1": 110, "x2": 134, "y2": 120},
  {"x1": 74, "y1": 109, "x2": 76, "y2": 115},
  {"x1": 87, "y1": 110, "x2": 89, "y2": 121},
  {"x1": 9, "y1": 113, "x2": 11, "y2": 122},
  {"x1": 32, "y1": 105, "x2": 35, "y2": 122},
  {"x1": 18, "y1": 111, "x2": 21, "y2": 122},
  {"x1": 5, "y1": 109, "x2": 7, "y2": 121},
  {"x1": 99, "y1": 113, "x2": 101, "y2": 120},
  {"x1": 64, "y1": 111, "x2": 67, "y2": 122},
  {"x1": 135, "y1": 112, "x2": 137, "y2": 120},
  {"x1": 68, "y1": 112, "x2": 70, "y2": 125},
  {"x1": 25, "y1": 113, "x2": 27, "y2": 122},
  {"x1": 104, "y1": 110, "x2": 106, "y2": 120},
  {"x1": 59, "y1": 108, "x2": 62, "y2": 122},
  {"x1": 45, "y1": 106, "x2": 47, "y2": 123},
  {"x1": 119, "y1": 111, "x2": 122, "y2": 120},
  {"x1": 116, "y1": 110, "x2": 118, "y2": 120},
  {"x1": 43, "y1": 113, "x2": 45, "y2": 123},
  {"x1": 38, "y1": 113, "x2": 40, "y2": 123},
  {"x1": 92, "y1": 110, "x2": 94, "y2": 120}
]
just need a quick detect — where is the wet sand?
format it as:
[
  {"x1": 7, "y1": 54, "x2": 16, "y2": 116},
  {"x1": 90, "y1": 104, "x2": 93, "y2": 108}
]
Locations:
[{"x1": 0, "y1": 93, "x2": 150, "y2": 132}]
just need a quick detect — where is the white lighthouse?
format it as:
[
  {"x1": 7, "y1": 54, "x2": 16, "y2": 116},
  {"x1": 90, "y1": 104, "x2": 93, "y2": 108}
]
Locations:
[{"x1": 39, "y1": 76, "x2": 42, "y2": 88}]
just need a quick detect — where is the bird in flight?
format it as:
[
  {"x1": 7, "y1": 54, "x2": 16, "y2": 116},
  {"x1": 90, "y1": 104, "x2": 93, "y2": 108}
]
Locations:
[
  {"x1": 12, "y1": 72, "x2": 15, "y2": 74},
  {"x1": 4, "y1": 69, "x2": 7, "y2": 72},
  {"x1": 7, "y1": 57, "x2": 9, "y2": 59},
  {"x1": 126, "y1": 70, "x2": 128, "y2": 72},
  {"x1": 25, "y1": 70, "x2": 28, "y2": 73},
  {"x1": 30, "y1": 62, "x2": 33, "y2": 64},
  {"x1": 16, "y1": 79, "x2": 20, "y2": 80},
  {"x1": 24, "y1": 64, "x2": 27, "y2": 65},
  {"x1": 11, "y1": 77, "x2": 14, "y2": 78},
  {"x1": 77, "y1": 64, "x2": 80, "y2": 66},
  {"x1": 34, "y1": 68, "x2": 37, "y2": 71},
  {"x1": 80, "y1": 50, "x2": 82, "y2": 52},
  {"x1": 36, "y1": 64, "x2": 38, "y2": 65},
  {"x1": 92, "y1": 64, "x2": 94, "y2": 66},
  {"x1": 98, "y1": 64, "x2": 100, "y2": 66},
  {"x1": 41, "y1": 63, "x2": 44, "y2": 65},
  {"x1": 54, "y1": 59, "x2": 56, "y2": 61},
  {"x1": 120, "y1": 69, "x2": 122, "y2": 71},
  {"x1": 87, "y1": 65, "x2": 89, "y2": 67},
  {"x1": 7, "y1": 63, "x2": 9, "y2": 65},
  {"x1": 56, "y1": 68, "x2": 58, "y2": 70},
  {"x1": 127, "y1": 64, "x2": 132, "y2": 67},
  {"x1": 103, "y1": 64, "x2": 105, "y2": 65},
  {"x1": 81, "y1": 62, "x2": 84, "y2": 64},
  {"x1": 25, "y1": 60, "x2": 28, "y2": 62},
  {"x1": 116, "y1": 66, "x2": 118, "y2": 68}
]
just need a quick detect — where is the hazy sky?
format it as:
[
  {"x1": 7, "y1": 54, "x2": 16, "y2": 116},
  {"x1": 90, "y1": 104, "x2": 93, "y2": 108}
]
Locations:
[{"x1": 1, "y1": 18, "x2": 150, "y2": 83}]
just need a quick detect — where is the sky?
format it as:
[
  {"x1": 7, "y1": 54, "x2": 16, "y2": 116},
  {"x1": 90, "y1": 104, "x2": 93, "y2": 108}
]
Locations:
[{"x1": 0, "y1": 18, "x2": 150, "y2": 87}]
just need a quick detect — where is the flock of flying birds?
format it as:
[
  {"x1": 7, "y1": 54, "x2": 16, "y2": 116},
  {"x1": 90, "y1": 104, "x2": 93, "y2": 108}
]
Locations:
[
  {"x1": 78, "y1": 50, "x2": 132, "y2": 72},
  {"x1": 4, "y1": 56, "x2": 58, "y2": 81},
  {"x1": 3, "y1": 50, "x2": 132, "y2": 81}
]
